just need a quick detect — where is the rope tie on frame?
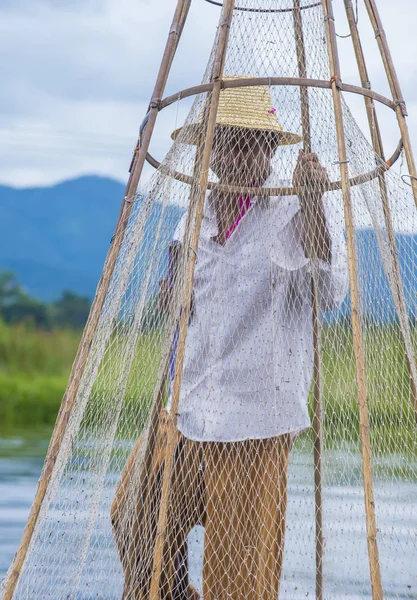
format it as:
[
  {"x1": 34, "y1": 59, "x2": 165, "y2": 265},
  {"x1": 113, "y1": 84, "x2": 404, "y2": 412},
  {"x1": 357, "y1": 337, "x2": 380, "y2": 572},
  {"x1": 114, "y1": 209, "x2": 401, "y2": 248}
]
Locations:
[
  {"x1": 337, "y1": 0, "x2": 358, "y2": 38},
  {"x1": 330, "y1": 75, "x2": 342, "y2": 90},
  {"x1": 129, "y1": 105, "x2": 157, "y2": 172},
  {"x1": 220, "y1": 17, "x2": 232, "y2": 28},
  {"x1": 189, "y1": 246, "x2": 198, "y2": 261},
  {"x1": 137, "y1": 99, "x2": 162, "y2": 149},
  {"x1": 123, "y1": 192, "x2": 143, "y2": 206},
  {"x1": 394, "y1": 99, "x2": 408, "y2": 117},
  {"x1": 149, "y1": 99, "x2": 162, "y2": 111},
  {"x1": 401, "y1": 174, "x2": 417, "y2": 187}
]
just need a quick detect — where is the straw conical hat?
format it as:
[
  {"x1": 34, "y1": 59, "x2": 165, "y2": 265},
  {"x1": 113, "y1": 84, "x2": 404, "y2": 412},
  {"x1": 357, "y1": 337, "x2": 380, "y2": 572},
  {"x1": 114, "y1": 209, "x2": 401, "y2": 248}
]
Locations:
[{"x1": 171, "y1": 76, "x2": 301, "y2": 146}]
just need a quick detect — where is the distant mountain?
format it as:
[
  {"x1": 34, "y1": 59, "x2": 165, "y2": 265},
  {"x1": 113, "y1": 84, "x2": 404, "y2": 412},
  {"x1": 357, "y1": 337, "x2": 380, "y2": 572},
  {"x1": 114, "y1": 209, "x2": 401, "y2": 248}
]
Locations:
[
  {"x1": 334, "y1": 228, "x2": 417, "y2": 323},
  {"x1": 1, "y1": 175, "x2": 416, "y2": 322},
  {"x1": 0, "y1": 176, "x2": 125, "y2": 300}
]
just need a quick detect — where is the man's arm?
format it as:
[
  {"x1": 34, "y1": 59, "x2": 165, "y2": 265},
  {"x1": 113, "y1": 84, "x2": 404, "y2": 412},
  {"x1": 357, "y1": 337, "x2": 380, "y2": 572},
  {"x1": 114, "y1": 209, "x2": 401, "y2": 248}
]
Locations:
[
  {"x1": 292, "y1": 150, "x2": 349, "y2": 312},
  {"x1": 157, "y1": 241, "x2": 182, "y2": 315},
  {"x1": 293, "y1": 150, "x2": 332, "y2": 264},
  {"x1": 157, "y1": 240, "x2": 195, "y2": 319}
]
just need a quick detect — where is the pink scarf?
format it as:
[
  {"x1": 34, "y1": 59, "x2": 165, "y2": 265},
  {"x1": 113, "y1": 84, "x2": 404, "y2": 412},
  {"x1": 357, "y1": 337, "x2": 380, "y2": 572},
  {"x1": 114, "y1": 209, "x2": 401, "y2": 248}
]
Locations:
[{"x1": 225, "y1": 195, "x2": 252, "y2": 240}]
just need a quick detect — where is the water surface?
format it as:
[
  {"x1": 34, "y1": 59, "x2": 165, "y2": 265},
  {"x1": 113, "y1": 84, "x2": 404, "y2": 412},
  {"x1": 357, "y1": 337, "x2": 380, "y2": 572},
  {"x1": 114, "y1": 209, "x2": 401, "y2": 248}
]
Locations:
[{"x1": 1, "y1": 440, "x2": 416, "y2": 599}]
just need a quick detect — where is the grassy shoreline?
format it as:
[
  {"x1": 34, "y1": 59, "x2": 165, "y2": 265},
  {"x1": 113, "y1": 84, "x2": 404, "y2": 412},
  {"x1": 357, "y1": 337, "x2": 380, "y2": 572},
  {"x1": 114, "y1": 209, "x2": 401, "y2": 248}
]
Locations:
[
  {"x1": 0, "y1": 320, "x2": 416, "y2": 459},
  {"x1": 0, "y1": 320, "x2": 80, "y2": 436}
]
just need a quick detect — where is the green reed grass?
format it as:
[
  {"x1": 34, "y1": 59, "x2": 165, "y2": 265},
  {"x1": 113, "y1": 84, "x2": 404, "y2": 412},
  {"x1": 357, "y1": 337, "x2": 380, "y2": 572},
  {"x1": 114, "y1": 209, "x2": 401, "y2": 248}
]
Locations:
[
  {"x1": 0, "y1": 320, "x2": 80, "y2": 433},
  {"x1": 1, "y1": 319, "x2": 416, "y2": 458},
  {"x1": 316, "y1": 321, "x2": 417, "y2": 456}
]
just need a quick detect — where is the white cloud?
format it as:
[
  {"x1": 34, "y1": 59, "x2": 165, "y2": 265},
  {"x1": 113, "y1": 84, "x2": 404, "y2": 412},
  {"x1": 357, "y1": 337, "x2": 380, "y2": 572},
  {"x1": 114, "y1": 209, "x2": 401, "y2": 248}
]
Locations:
[
  {"x1": 0, "y1": 0, "x2": 217, "y2": 186},
  {"x1": 0, "y1": 0, "x2": 416, "y2": 189}
]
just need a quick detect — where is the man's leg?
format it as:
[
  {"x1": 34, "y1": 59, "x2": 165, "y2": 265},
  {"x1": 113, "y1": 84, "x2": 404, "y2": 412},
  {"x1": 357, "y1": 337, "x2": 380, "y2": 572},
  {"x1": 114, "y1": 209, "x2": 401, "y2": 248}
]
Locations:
[
  {"x1": 202, "y1": 435, "x2": 291, "y2": 600},
  {"x1": 110, "y1": 412, "x2": 204, "y2": 600},
  {"x1": 254, "y1": 435, "x2": 291, "y2": 600},
  {"x1": 160, "y1": 437, "x2": 205, "y2": 600}
]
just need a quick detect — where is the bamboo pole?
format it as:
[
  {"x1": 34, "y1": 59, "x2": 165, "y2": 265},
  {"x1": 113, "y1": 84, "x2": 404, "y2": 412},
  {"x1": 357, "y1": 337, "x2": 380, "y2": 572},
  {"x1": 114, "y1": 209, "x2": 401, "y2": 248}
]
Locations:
[
  {"x1": 321, "y1": 1, "x2": 383, "y2": 599},
  {"x1": 343, "y1": 0, "x2": 417, "y2": 421},
  {"x1": 123, "y1": 50, "x2": 218, "y2": 596},
  {"x1": 363, "y1": 0, "x2": 417, "y2": 208},
  {"x1": 123, "y1": 134, "x2": 207, "y2": 599},
  {"x1": 1, "y1": 3, "x2": 192, "y2": 600},
  {"x1": 148, "y1": 2, "x2": 236, "y2": 599},
  {"x1": 293, "y1": 3, "x2": 323, "y2": 598},
  {"x1": 310, "y1": 264, "x2": 324, "y2": 600},
  {"x1": 343, "y1": 1, "x2": 384, "y2": 158},
  {"x1": 294, "y1": 1, "x2": 312, "y2": 151},
  {"x1": 125, "y1": 83, "x2": 216, "y2": 600}
]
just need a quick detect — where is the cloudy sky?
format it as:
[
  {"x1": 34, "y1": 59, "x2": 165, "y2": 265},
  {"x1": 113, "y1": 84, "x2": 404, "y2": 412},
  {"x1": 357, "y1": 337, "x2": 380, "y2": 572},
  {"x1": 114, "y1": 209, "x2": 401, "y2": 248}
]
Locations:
[{"x1": 0, "y1": 0, "x2": 416, "y2": 189}]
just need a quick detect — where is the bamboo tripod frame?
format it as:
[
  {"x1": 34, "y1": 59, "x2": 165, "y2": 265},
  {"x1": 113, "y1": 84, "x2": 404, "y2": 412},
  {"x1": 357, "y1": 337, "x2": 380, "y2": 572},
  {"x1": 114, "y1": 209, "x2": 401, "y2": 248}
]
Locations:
[{"x1": 5, "y1": 1, "x2": 417, "y2": 599}]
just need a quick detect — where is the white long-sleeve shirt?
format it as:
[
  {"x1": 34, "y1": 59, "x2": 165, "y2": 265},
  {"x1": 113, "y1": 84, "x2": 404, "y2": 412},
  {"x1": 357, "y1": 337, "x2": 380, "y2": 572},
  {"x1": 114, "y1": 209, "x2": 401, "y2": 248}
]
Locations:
[{"x1": 173, "y1": 185, "x2": 349, "y2": 443}]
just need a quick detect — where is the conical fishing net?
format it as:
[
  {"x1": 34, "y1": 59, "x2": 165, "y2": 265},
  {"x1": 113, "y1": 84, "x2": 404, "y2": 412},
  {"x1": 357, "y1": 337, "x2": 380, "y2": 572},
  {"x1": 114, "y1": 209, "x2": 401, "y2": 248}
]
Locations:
[{"x1": 2, "y1": 1, "x2": 417, "y2": 599}]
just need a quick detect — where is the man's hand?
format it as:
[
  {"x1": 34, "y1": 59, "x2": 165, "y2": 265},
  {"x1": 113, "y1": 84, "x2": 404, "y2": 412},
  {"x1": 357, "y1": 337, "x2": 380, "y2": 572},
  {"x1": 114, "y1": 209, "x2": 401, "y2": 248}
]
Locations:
[
  {"x1": 293, "y1": 150, "x2": 332, "y2": 264},
  {"x1": 157, "y1": 278, "x2": 170, "y2": 315},
  {"x1": 157, "y1": 241, "x2": 182, "y2": 315},
  {"x1": 293, "y1": 150, "x2": 330, "y2": 194},
  {"x1": 157, "y1": 277, "x2": 196, "y2": 320}
]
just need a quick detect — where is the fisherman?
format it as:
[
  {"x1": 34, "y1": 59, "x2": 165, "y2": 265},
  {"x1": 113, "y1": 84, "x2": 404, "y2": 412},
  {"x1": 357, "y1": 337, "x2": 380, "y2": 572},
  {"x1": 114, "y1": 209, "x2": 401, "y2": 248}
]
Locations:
[{"x1": 111, "y1": 81, "x2": 348, "y2": 600}]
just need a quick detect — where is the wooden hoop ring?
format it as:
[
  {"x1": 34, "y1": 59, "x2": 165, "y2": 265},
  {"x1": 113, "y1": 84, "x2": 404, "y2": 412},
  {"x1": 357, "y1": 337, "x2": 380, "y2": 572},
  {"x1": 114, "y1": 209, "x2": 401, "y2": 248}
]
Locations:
[
  {"x1": 204, "y1": 0, "x2": 322, "y2": 13},
  {"x1": 160, "y1": 77, "x2": 396, "y2": 111},
  {"x1": 145, "y1": 77, "x2": 402, "y2": 192},
  {"x1": 146, "y1": 138, "x2": 403, "y2": 195}
]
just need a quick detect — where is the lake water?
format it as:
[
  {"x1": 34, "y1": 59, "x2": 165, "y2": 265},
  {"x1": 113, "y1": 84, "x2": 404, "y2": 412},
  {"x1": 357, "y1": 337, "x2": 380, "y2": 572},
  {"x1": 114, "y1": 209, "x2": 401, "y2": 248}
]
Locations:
[{"x1": 1, "y1": 440, "x2": 416, "y2": 599}]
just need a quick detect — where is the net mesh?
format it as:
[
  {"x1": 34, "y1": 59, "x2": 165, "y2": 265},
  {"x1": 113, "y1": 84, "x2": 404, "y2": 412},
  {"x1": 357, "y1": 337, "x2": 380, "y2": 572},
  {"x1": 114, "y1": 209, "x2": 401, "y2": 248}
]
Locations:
[{"x1": 2, "y1": 1, "x2": 417, "y2": 599}]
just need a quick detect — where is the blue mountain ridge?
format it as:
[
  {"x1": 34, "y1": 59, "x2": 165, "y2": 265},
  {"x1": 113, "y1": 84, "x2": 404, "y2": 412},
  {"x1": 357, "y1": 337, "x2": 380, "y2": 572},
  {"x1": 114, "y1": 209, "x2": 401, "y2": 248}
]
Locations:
[
  {"x1": 1, "y1": 175, "x2": 416, "y2": 321},
  {"x1": 0, "y1": 176, "x2": 125, "y2": 300},
  {"x1": 335, "y1": 228, "x2": 417, "y2": 323}
]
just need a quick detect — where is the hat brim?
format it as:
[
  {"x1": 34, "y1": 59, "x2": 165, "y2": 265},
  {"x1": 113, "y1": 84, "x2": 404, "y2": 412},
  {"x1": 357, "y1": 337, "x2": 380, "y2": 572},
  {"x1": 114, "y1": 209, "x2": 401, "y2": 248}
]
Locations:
[{"x1": 171, "y1": 123, "x2": 302, "y2": 147}]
